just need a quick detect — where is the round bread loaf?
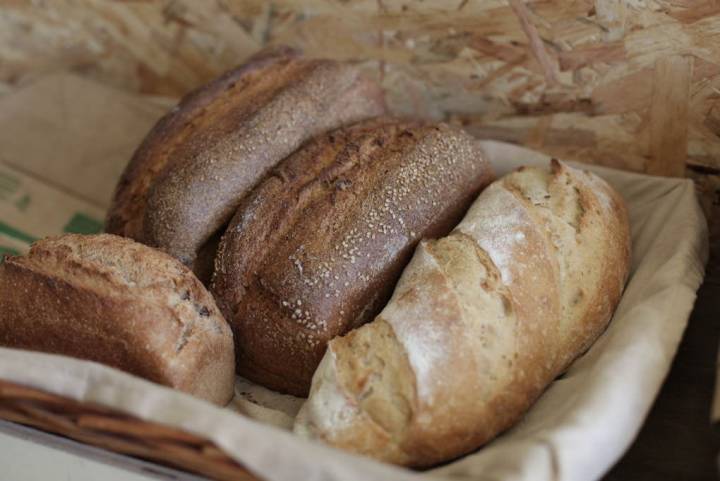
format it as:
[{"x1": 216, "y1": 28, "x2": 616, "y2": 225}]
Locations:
[
  {"x1": 294, "y1": 160, "x2": 631, "y2": 466},
  {"x1": 106, "y1": 46, "x2": 385, "y2": 275},
  {"x1": 0, "y1": 234, "x2": 236, "y2": 405},
  {"x1": 211, "y1": 118, "x2": 494, "y2": 396}
]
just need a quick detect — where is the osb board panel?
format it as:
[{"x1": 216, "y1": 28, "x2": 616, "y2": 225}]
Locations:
[{"x1": 0, "y1": 0, "x2": 718, "y2": 253}]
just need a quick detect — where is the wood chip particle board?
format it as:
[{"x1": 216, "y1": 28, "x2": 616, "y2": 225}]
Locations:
[{"x1": 0, "y1": 0, "x2": 717, "y2": 254}]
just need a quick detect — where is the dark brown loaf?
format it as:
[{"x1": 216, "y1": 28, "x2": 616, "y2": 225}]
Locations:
[
  {"x1": 211, "y1": 118, "x2": 494, "y2": 396},
  {"x1": 105, "y1": 46, "x2": 299, "y2": 242},
  {"x1": 0, "y1": 234, "x2": 235, "y2": 405},
  {"x1": 105, "y1": 46, "x2": 385, "y2": 272}
]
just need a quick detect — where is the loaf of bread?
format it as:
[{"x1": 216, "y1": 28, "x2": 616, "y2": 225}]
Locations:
[
  {"x1": 106, "y1": 46, "x2": 385, "y2": 275},
  {"x1": 294, "y1": 159, "x2": 631, "y2": 466},
  {"x1": 0, "y1": 234, "x2": 236, "y2": 405},
  {"x1": 211, "y1": 118, "x2": 494, "y2": 396}
]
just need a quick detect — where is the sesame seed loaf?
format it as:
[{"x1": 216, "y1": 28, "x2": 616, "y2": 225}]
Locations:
[
  {"x1": 106, "y1": 46, "x2": 385, "y2": 274},
  {"x1": 294, "y1": 160, "x2": 631, "y2": 466},
  {"x1": 0, "y1": 234, "x2": 236, "y2": 405},
  {"x1": 211, "y1": 118, "x2": 494, "y2": 396}
]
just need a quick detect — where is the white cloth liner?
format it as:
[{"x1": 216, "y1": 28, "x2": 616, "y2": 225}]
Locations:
[{"x1": 0, "y1": 75, "x2": 709, "y2": 481}]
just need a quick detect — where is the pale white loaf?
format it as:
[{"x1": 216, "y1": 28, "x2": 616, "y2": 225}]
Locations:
[{"x1": 293, "y1": 160, "x2": 631, "y2": 466}]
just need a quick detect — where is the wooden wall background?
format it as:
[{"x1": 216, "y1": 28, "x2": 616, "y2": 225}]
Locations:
[{"x1": 1, "y1": 0, "x2": 718, "y2": 254}]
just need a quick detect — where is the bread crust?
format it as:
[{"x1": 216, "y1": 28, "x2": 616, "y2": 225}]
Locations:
[
  {"x1": 0, "y1": 234, "x2": 236, "y2": 405},
  {"x1": 105, "y1": 46, "x2": 301, "y2": 241},
  {"x1": 212, "y1": 118, "x2": 494, "y2": 396},
  {"x1": 106, "y1": 46, "x2": 386, "y2": 271},
  {"x1": 295, "y1": 160, "x2": 631, "y2": 466}
]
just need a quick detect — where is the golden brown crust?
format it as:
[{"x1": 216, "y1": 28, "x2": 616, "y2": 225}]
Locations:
[
  {"x1": 212, "y1": 118, "x2": 494, "y2": 396},
  {"x1": 295, "y1": 160, "x2": 631, "y2": 466},
  {"x1": 106, "y1": 46, "x2": 386, "y2": 271},
  {"x1": 0, "y1": 234, "x2": 235, "y2": 405},
  {"x1": 549, "y1": 160, "x2": 632, "y2": 372}
]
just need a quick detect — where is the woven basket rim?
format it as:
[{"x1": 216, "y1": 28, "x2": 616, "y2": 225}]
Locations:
[{"x1": 0, "y1": 378, "x2": 261, "y2": 481}]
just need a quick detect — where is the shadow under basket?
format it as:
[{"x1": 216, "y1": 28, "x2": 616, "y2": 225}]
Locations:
[{"x1": 0, "y1": 379, "x2": 262, "y2": 481}]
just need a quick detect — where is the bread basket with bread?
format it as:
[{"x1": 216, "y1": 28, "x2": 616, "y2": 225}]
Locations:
[{"x1": 0, "y1": 48, "x2": 708, "y2": 481}]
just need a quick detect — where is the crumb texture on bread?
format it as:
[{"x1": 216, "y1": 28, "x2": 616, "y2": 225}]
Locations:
[
  {"x1": 294, "y1": 160, "x2": 631, "y2": 466},
  {"x1": 0, "y1": 234, "x2": 236, "y2": 405}
]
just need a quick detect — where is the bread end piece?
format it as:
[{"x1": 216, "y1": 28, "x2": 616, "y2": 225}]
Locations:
[{"x1": 295, "y1": 319, "x2": 416, "y2": 465}]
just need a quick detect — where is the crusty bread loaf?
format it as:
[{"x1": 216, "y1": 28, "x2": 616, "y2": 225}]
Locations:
[
  {"x1": 105, "y1": 46, "x2": 385, "y2": 273},
  {"x1": 106, "y1": 46, "x2": 297, "y2": 242},
  {"x1": 294, "y1": 160, "x2": 631, "y2": 466},
  {"x1": 0, "y1": 234, "x2": 235, "y2": 405},
  {"x1": 212, "y1": 118, "x2": 494, "y2": 396}
]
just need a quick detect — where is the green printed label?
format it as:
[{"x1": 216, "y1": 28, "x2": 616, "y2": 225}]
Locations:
[
  {"x1": 14, "y1": 193, "x2": 30, "y2": 212},
  {"x1": 63, "y1": 212, "x2": 103, "y2": 235},
  {"x1": 0, "y1": 245, "x2": 20, "y2": 262},
  {"x1": 0, "y1": 171, "x2": 20, "y2": 202},
  {"x1": 0, "y1": 220, "x2": 36, "y2": 244},
  {"x1": 0, "y1": 163, "x2": 105, "y2": 250}
]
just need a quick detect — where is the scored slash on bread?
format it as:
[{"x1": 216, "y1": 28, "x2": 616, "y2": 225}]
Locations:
[
  {"x1": 211, "y1": 118, "x2": 495, "y2": 397},
  {"x1": 294, "y1": 160, "x2": 631, "y2": 466},
  {"x1": 0, "y1": 234, "x2": 236, "y2": 405},
  {"x1": 105, "y1": 46, "x2": 386, "y2": 278}
]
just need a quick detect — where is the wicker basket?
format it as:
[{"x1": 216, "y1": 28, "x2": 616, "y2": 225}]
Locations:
[{"x1": 0, "y1": 379, "x2": 261, "y2": 481}]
